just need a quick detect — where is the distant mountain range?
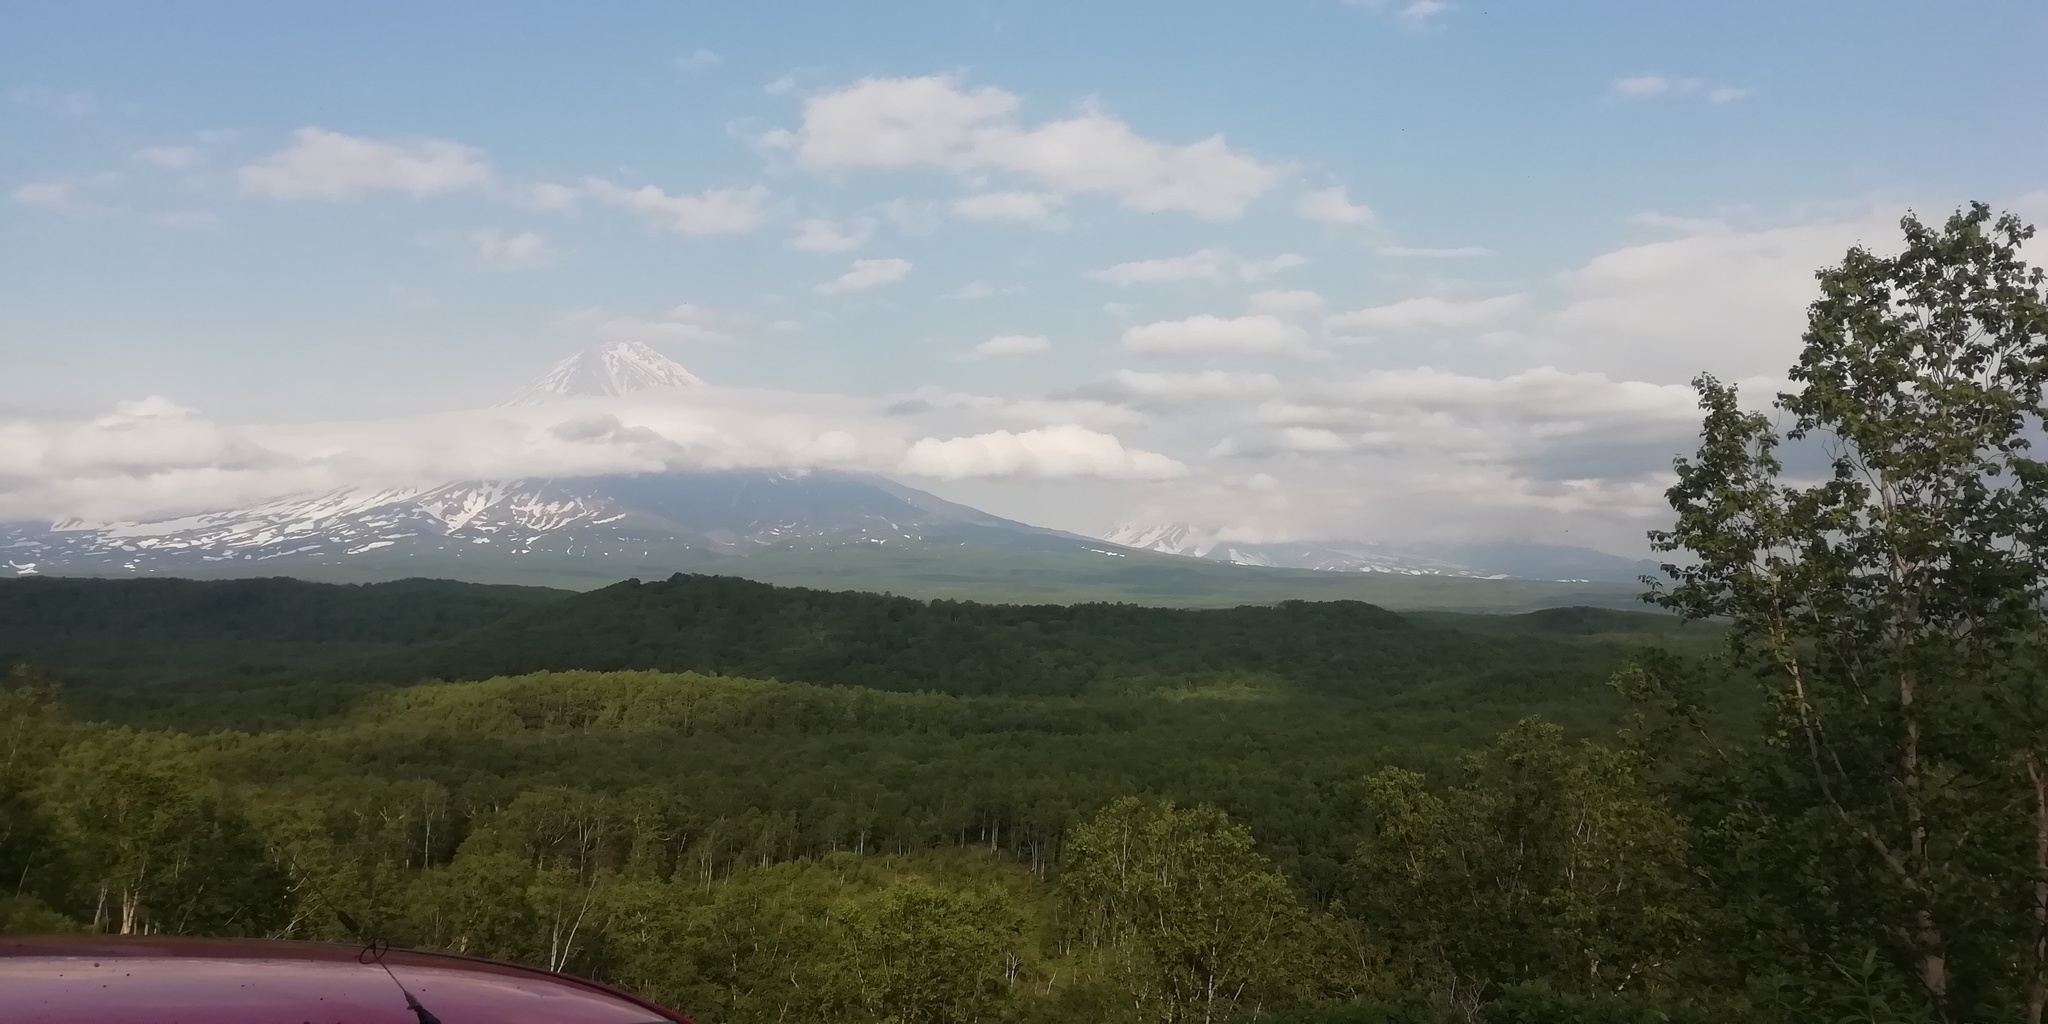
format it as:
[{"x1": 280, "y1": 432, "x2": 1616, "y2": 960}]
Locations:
[
  {"x1": 1102, "y1": 523, "x2": 1484, "y2": 577},
  {"x1": 0, "y1": 341, "x2": 1659, "y2": 611},
  {"x1": 1100, "y1": 523, "x2": 1660, "y2": 584}
]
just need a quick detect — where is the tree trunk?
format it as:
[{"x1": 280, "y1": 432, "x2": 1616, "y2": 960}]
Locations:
[
  {"x1": 1901, "y1": 671, "x2": 1950, "y2": 1009},
  {"x1": 2023, "y1": 755, "x2": 2048, "y2": 1024}
]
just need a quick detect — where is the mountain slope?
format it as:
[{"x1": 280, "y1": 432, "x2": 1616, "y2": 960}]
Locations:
[
  {"x1": 1, "y1": 469, "x2": 1126, "y2": 577},
  {"x1": 1, "y1": 474, "x2": 1654, "y2": 612}
]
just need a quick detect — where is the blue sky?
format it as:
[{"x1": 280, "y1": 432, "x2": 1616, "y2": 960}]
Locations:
[{"x1": 3, "y1": 1, "x2": 2045, "y2": 549}]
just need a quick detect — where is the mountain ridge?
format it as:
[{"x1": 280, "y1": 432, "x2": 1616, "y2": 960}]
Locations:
[
  {"x1": 1101, "y1": 521, "x2": 1659, "y2": 584},
  {"x1": 3, "y1": 469, "x2": 1134, "y2": 579}
]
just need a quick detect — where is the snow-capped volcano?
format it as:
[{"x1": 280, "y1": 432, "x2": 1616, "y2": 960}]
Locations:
[
  {"x1": 504, "y1": 340, "x2": 704, "y2": 404},
  {"x1": 2, "y1": 471, "x2": 1115, "y2": 580},
  {"x1": 0, "y1": 342, "x2": 1134, "y2": 582}
]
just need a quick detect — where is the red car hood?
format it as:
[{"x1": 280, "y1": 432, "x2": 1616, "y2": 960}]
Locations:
[{"x1": 0, "y1": 936, "x2": 691, "y2": 1024}]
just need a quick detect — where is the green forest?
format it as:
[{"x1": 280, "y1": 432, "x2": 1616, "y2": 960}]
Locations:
[{"x1": 6, "y1": 205, "x2": 2048, "y2": 1023}]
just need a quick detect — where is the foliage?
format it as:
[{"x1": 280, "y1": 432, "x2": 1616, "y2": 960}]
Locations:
[
  {"x1": 1061, "y1": 798, "x2": 1359, "y2": 1024},
  {"x1": 1356, "y1": 719, "x2": 1695, "y2": 1011},
  {"x1": 1646, "y1": 203, "x2": 2048, "y2": 1021},
  {"x1": 0, "y1": 576, "x2": 566, "y2": 726},
  {"x1": 33, "y1": 729, "x2": 289, "y2": 936},
  {"x1": 0, "y1": 574, "x2": 1671, "y2": 730}
]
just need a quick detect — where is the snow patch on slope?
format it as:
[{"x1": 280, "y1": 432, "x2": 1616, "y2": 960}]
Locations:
[{"x1": 1102, "y1": 522, "x2": 1496, "y2": 577}]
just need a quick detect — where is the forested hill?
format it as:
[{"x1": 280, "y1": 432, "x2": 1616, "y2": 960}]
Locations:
[
  {"x1": 0, "y1": 575, "x2": 565, "y2": 646},
  {"x1": 0, "y1": 576, "x2": 564, "y2": 710},
  {"x1": 364, "y1": 574, "x2": 1526, "y2": 698},
  {"x1": 0, "y1": 573, "x2": 1678, "y2": 725}
]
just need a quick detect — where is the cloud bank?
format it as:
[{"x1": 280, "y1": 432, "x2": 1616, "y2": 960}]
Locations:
[
  {"x1": 239, "y1": 129, "x2": 493, "y2": 199},
  {"x1": 771, "y1": 75, "x2": 1282, "y2": 220}
]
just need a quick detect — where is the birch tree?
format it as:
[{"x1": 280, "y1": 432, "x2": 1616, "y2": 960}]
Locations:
[{"x1": 1652, "y1": 203, "x2": 2048, "y2": 1021}]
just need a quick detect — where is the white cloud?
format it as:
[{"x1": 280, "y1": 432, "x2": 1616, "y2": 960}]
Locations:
[
  {"x1": 1089, "y1": 247, "x2": 1306, "y2": 286},
  {"x1": 582, "y1": 179, "x2": 770, "y2": 236},
  {"x1": 1244, "y1": 253, "x2": 1312, "y2": 278},
  {"x1": 50, "y1": 397, "x2": 282, "y2": 477},
  {"x1": 892, "y1": 388, "x2": 1141, "y2": 429},
  {"x1": 238, "y1": 129, "x2": 493, "y2": 200},
  {"x1": 0, "y1": 388, "x2": 916, "y2": 521},
  {"x1": 1247, "y1": 289, "x2": 1325, "y2": 316},
  {"x1": 560, "y1": 306, "x2": 729, "y2": 345},
  {"x1": 1377, "y1": 245, "x2": 1491, "y2": 258},
  {"x1": 9, "y1": 180, "x2": 111, "y2": 217},
  {"x1": 963, "y1": 334, "x2": 1052, "y2": 360},
  {"x1": 790, "y1": 217, "x2": 872, "y2": 253},
  {"x1": 1612, "y1": 75, "x2": 1752, "y2": 103},
  {"x1": 1194, "y1": 365, "x2": 1702, "y2": 537},
  {"x1": 951, "y1": 191, "x2": 1065, "y2": 227},
  {"x1": 1093, "y1": 249, "x2": 1233, "y2": 285},
  {"x1": 1329, "y1": 293, "x2": 1526, "y2": 333},
  {"x1": 525, "y1": 183, "x2": 579, "y2": 210},
  {"x1": 1101, "y1": 370, "x2": 1282, "y2": 404},
  {"x1": 1612, "y1": 75, "x2": 1673, "y2": 98},
  {"x1": 1347, "y1": 0, "x2": 1453, "y2": 26},
  {"x1": 900, "y1": 425, "x2": 1187, "y2": 480},
  {"x1": 817, "y1": 257, "x2": 913, "y2": 295},
  {"x1": 11, "y1": 181, "x2": 74, "y2": 208},
  {"x1": 1294, "y1": 185, "x2": 1377, "y2": 226},
  {"x1": 764, "y1": 76, "x2": 799, "y2": 96},
  {"x1": 134, "y1": 146, "x2": 200, "y2": 170},
  {"x1": 774, "y1": 75, "x2": 1015, "y2": 165},
  {"x1": 469, "y1": 230, "x2": 554, "y2": 271},
  {"x1": 779, "y1": 75, "x2": 1281, "y2": 220},
  {"x1": 676, "y1": 48, "x2": 722, "y2": 72},
  {"x1": 0, "y1": 398, "x2": 298, "y2": 521},
  {"x1": 1123, "y1": 314, "x2": 1313, "y2": 356},
  {"x1": 1302, "y1": 366, "x2": 1699, "y2": 425},
  {"x1": 1276, "y1": 427, "x2": 1356, "y2": 453},
  {"x1": 1536, "y1": 208, "x2": 1893, "y2": 381}
]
